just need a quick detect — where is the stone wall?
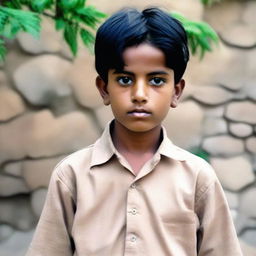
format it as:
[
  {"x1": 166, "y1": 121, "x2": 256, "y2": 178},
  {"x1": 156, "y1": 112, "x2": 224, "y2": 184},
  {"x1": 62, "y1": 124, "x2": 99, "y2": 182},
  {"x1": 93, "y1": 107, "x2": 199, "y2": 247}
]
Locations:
[{"x1": 0, "y1": 0, "x2": 256, "y2": 255}]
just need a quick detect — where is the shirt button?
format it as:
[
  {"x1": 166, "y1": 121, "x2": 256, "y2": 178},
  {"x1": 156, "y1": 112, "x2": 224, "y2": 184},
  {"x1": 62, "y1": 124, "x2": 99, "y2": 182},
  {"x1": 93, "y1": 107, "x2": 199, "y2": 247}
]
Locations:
[
  {"x1": 131, "y1": 183, "x2": 136, "y2": 189},
  {"x1": 130, "y1": 235, "x2": 137, "y2": 242},
  {"x1": 131, "y1": 208, "x2": 137, "y2": 215}
]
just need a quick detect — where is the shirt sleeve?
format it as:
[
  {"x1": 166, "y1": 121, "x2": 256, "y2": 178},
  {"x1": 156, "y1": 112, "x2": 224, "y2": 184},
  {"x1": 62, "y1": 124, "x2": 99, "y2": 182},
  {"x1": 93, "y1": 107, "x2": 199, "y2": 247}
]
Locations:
[
  {"x1": 26, "y1": 165, "x2": 76, "y2": 256},
  {"x1": 195, "y1": 166, "x2": 243, "y2": 256}
]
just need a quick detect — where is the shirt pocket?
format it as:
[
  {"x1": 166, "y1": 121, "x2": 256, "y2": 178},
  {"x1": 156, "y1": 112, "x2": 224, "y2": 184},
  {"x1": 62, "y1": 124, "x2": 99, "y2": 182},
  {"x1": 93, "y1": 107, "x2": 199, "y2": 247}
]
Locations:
[{"x1": 161, "y1": 214, "x2": 198, "y2": 256}]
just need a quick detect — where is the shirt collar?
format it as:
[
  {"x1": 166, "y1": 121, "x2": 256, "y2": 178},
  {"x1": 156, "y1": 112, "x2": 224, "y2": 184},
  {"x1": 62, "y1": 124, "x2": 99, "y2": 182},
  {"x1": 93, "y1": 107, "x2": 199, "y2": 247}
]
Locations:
[
  {"x1": 90, "y1": 121, "x2": 187, "y2": 168},
  {"x1": 157, "y1": 127, "x2": 187, "y2": 161},
  {"x1": 90, "y1": 121, "x2": 116, "y2": 168}
]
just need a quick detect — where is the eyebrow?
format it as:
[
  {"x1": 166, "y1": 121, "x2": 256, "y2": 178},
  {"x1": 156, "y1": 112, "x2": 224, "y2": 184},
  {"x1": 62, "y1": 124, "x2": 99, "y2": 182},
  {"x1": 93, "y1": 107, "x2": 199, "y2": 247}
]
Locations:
[{"x1": 112, "y1": 70, "x2": 170, "y2": 76}]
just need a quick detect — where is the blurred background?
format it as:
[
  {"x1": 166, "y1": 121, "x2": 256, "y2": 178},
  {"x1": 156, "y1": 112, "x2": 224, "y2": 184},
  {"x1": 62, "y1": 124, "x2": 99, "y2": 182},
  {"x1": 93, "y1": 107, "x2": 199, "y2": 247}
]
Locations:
[{"x1": 0, "y1": 0, "x2": 256, "y2": 255}]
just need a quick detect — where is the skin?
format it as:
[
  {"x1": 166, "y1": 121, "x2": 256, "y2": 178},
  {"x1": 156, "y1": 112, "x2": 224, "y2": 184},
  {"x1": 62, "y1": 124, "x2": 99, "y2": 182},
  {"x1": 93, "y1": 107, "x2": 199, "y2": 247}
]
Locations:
[{"x1": 96, "y1": 43, "x2": 185, "y2": 174}]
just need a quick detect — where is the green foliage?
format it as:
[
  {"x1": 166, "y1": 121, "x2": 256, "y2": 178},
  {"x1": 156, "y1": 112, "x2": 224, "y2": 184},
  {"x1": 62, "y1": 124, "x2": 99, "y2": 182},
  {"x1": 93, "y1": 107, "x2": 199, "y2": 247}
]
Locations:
[
  {"x1": 190, "y1": 147, "x2": 210, "y2": 162},
  {"x1": 0, "y1": 7, "x2": 40, "y2": 39},
  {"x1": 80, "y1": 28, "x2": 94, "y2": 51},
  {"x1": 171, "y1": 12, "x2": 219, "y2": 58},
  {"x1": 0, "y1": 38, "x2": 6, "y2": 62},
  {"x1": 0, "y1": 0, "x2": 220, "y2": 62},
  {"x1": 0, "y1": 0, "x2": 106, "y2": 60},
  {"x1": 200, "y1": 0, "x2": 220, "y2": 6},
  {"x1": 0, "y1": 5, "x2": 41, "y2": 61},
  {"x1": 64, "y1": 23, "x2": 78, "y2": 56},
  {"x1": 30, "y1": 0, "x2": 54, "y2": 13}
]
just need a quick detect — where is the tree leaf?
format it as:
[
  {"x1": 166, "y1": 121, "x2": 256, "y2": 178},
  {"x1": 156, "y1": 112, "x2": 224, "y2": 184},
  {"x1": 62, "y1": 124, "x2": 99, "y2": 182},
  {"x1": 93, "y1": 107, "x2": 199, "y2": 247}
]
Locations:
[
  {"x1": 77, "y1": 0, "x2": 87, "y2": 8},
  {"x1": 80, "y1": 28, "x2": 94, "y2": 53},
  {"x1": 171, "y1": 11, "x2": 219, "y2": 59},
  {"x1": 1, "y1": 20, "x2": 20, "y2": 39},
  {"x1": 0, "y1": 7, "x2": 41, "y2": 38},
  {"x1": 64, "y1": 23, "x2": 78, "y2": 56},
  {"x1": 200, "y1": 0, "x2": 220, "y2": 6},
  {"x1": 2, "y1": 0, "x2": 22, "y2": 8},
  {"x1": 31, "y1": 0, "x2": 53, "y2": 13},
  {"x1": 0, "y1": 38, "x2": 6, "y2": 62},
  {"x1": 55, "y1": 18, "x2": 66, "y2": 30},
  {"x1": 75, "y1": 6, "x2": 107, "y2": 29},
  {"x1": 190, "y1": 147, "x2": 210, "y2": 162},
  {"x1": 59, "y1": 0, "x2": 80, "y2": 10},
  {"x1": 0, "y1": 10, "x2": 8, "y2": 32}
]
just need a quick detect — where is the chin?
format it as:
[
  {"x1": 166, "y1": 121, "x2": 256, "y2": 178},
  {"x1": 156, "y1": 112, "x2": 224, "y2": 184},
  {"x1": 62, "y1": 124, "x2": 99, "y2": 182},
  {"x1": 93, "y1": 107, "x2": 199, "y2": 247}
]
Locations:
[{"x1": 125, "y1": 122, "x2": 160, "y2": 133}]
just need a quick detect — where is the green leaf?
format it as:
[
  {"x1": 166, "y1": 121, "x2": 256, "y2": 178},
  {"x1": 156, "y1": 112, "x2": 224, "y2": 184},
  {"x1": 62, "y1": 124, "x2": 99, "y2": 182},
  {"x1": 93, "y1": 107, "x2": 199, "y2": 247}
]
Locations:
[
  {"x1": 1, "y1": 20, "x2": 20, "y2": 39},
  {"x1": 75, "y1": 6, "x2": 107, "y2": 29},
  {"x1": 80, "y1": 28, "x2": 94, "y2": 53},
  {"x1": 200, "y1": 0, "x2": 220, "y2": 6},
  {"x1": 77, "y1": 0, "x2": 87, "y2": 8},
  {"x1": 64, "y1": 23, "x2": 78, "y2": 56},
  {"x1": 190, "y1": 147, "x2": 210, "y2": 162},
  {"x1": 0, "y1": 7, "x2": 41, "y2": 39},
  {"x1": 0, "y1": 10, "x2": 8, "y2": 32},
  {"x1": 171, "y1": 11, "x2": 219, "y2": 59},
  {"x1": 59, "y1": 0, "x2": 81, "y2": 10},
  {"x1": 190, "y1": 35, "x2": 198, "y2": 55},
  {"x1": 0, "y1": 38, "x2": 6, "y2": 62},
  {"x1": 80, "y1": 28, "x2": 94, "y2": 46},
  {"x1": 2, "y1": 0, "x2": 22, "y2": 8},
  {"x1": 55, "y1": 18, "x2": 66, "y2": 30},
  {"x1": 31, "y1": 0, "x2": 53, "y2": 13}
]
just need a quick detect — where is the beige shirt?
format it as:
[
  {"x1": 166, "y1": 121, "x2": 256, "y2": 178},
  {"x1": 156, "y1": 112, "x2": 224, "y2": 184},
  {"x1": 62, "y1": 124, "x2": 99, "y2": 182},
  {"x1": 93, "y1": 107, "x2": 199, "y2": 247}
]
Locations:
[{"x1": 26, "y1": 123, "x2": 242, "y2": 256}]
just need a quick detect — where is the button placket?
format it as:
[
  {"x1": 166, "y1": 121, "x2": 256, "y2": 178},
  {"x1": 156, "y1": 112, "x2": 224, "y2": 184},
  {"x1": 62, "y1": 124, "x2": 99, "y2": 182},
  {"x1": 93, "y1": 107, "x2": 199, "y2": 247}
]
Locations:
[{"x1": 125, "y1": 182, "x2": 141, "y2": 252}]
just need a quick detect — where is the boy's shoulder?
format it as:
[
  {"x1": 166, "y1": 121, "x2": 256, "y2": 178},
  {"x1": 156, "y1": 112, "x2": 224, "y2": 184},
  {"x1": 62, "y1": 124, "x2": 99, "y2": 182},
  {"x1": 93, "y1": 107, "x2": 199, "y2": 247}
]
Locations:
[
  {"x1": 55, "y1": 143, "x2": 95, "y2": 171},
  {"x1": 174, "y1": 144, "x2": 221, "y2": 201},
  {"x1": 162, "y1": 135, "x2": 215, "y2": 174},
  {"x1": 175, "y1": 144, "x2": 212, "y2": 169},
  {"x1": 169, "y1": 142, "x2": 218, "y2": 185},
  {"x1": 50, "y1": 143, "x2": 96, "y2": 183}
]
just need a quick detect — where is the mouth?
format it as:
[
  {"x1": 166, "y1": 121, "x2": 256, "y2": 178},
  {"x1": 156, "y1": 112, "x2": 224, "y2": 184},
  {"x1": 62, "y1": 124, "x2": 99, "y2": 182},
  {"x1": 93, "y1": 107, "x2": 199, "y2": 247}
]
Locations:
[{"x1": 127, "y1": 109, "x2": 152, "y2": 117}]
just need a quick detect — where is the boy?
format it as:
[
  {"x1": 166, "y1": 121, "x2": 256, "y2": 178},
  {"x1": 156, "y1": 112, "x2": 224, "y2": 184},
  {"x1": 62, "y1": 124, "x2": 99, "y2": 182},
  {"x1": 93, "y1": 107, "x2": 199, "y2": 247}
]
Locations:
[{"x1": 26, "y1": 7, "x2": 242, "y2": 256}]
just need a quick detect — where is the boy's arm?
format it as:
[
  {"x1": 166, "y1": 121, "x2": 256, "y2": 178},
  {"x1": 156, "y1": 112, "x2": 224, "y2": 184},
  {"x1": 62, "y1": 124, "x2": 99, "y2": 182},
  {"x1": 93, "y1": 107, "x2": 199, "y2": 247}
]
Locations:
[
  {"x1": 195, "y1": 166, "x2": 243, "y2": 256},
  {"x1": 26, "y1": 165, "x2": 75, "y2": 256}
]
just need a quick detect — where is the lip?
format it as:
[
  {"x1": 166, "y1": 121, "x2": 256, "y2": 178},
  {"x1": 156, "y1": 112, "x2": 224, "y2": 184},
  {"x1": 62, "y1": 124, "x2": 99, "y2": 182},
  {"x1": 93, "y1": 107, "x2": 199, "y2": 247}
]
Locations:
[{"x1": 127, "y1": 109, "x2": 152, "y2": 117}]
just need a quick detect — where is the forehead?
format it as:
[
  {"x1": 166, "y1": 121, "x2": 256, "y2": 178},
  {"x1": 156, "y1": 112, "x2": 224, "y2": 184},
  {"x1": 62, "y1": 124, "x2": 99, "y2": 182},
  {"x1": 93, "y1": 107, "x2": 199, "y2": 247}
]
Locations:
[{"x1": 122, "y1": 44, "x2": 169, "y2": 71}]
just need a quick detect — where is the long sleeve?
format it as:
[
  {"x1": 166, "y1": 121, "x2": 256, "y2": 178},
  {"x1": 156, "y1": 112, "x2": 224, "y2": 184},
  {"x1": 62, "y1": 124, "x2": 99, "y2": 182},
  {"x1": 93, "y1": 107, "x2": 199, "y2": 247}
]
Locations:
[
  {"x1": 26, "y1": 166, "x2": 76, "y2": 256},
  {"x1": 195, "y1": 170, "x2": 243, "y2": 256}
]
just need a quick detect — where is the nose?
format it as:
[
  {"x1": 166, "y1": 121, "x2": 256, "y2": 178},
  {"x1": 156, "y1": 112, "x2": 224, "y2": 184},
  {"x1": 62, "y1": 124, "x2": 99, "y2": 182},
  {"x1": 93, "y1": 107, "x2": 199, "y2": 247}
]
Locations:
[{"x1": 131, "y1": 80, "x2": 148, "y2": 104}]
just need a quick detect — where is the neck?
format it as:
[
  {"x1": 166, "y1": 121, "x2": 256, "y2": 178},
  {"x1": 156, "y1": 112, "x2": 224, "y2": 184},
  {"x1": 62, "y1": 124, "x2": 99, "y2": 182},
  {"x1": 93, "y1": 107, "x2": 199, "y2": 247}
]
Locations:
[{"x1": 111, "y1": 120, "x2": 162, "y2": 155}]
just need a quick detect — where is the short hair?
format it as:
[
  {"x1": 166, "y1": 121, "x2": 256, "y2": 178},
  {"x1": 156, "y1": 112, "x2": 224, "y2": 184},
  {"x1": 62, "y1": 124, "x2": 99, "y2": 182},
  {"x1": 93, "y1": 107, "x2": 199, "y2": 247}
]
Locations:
[{"x1": 95, "y1": 7, "x2": 189, "y2": 84}]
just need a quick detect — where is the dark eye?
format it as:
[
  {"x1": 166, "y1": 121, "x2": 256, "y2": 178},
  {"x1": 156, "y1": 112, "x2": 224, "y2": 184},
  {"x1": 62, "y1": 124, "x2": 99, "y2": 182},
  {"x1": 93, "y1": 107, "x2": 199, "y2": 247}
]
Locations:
[
  {"x1": 150, "y1": 77, "x2": 166, "y2": 86},
  {"x1": 117, "y1": 76, "x2": 133, "y2": 86}
]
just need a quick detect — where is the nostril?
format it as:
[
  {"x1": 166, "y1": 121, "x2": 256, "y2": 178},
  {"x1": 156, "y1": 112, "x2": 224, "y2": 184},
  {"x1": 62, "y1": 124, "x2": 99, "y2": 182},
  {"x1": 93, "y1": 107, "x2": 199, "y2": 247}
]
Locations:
[
  {"x1": 131, "y1": 91, "x2": 148, "y2": 103},
  {"x1": 131, "y1": 96, "x2": 147, "y2": 103}
]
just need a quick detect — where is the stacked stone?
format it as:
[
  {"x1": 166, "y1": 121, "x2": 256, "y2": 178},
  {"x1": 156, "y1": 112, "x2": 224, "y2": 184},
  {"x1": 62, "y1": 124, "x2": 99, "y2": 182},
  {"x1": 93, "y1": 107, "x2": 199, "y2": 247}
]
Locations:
[
  {"x1": 0, "y1": 0, "x2": 256, "y2": 255},
  {"x1": 202, "y1": 2, "x2": 256, "y2": 252}
]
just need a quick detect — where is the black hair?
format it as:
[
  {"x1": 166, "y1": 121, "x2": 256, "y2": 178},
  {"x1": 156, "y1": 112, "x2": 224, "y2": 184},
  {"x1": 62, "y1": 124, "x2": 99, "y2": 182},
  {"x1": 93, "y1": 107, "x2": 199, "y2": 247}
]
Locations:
[{"x1": 95, "y1": 7, "x2": 189, "y2": 84}]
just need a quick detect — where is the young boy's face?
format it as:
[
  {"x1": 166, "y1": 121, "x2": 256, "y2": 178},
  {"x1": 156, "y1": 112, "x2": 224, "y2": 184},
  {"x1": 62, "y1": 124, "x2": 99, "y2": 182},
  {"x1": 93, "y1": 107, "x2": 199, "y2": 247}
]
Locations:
[{"x1": 96, "y1": 43, "x2": 185, "y2": 133}]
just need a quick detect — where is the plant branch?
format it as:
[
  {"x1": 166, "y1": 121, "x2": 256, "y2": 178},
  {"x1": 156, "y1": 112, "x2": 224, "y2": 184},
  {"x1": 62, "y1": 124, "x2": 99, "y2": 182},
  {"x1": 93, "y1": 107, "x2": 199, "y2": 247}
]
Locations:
[{"x1": 42, "y1": 12, "x2": 55, "y2": 19}]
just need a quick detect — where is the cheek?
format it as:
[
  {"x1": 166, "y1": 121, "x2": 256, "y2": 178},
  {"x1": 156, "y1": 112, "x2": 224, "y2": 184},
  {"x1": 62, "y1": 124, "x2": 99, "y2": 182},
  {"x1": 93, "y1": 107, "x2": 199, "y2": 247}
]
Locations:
[
  {"x1": 156, "y1": 92, "x2": 172, "y2": 107},
  {"x1": 153, "y1": 94, "x2": 172, "y2": 117},
  {"x1": 109, "y1": 94, "x2": 127, "y2": 116}
]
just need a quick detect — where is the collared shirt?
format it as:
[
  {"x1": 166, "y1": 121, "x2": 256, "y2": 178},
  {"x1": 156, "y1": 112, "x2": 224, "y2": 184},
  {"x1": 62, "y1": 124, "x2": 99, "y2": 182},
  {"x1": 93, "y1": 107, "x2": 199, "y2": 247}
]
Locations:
[{"x1": 26, "y1": 122, "x2": 242, "y2": 256}]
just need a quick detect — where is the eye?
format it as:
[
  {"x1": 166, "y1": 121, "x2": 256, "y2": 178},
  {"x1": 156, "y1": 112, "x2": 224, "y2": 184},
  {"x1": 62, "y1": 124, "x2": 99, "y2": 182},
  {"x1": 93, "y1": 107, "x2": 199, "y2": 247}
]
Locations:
[
  {"x1": 116, "y1": 76, "x2": 133, "y2": 86},
  {"x1": 149, "y1": 77, "x2": 166, "y2": 86}
]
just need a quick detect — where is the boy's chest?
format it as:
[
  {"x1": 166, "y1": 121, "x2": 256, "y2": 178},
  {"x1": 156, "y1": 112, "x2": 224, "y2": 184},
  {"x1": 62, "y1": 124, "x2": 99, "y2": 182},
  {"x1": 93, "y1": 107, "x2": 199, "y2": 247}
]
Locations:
[
  {"x1": 71, "y1": 159, "x2": 198, "y2": 255},
  {"x1": 77, "y1": 157, "x2": 196, "y2": 214},
  {"x1": 73, "y1": 159, "x2": 197, "y2": 238}
]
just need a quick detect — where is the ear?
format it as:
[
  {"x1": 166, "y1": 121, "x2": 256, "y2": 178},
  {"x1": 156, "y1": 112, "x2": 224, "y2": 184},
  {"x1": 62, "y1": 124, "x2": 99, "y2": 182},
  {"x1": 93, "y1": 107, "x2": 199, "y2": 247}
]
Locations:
[
  {"x1": 96, "y1": 76, "x2": 110, "y2": 105},
  {"x1": 170, "y1": 79, "x2": 185, "y2": 108}
]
